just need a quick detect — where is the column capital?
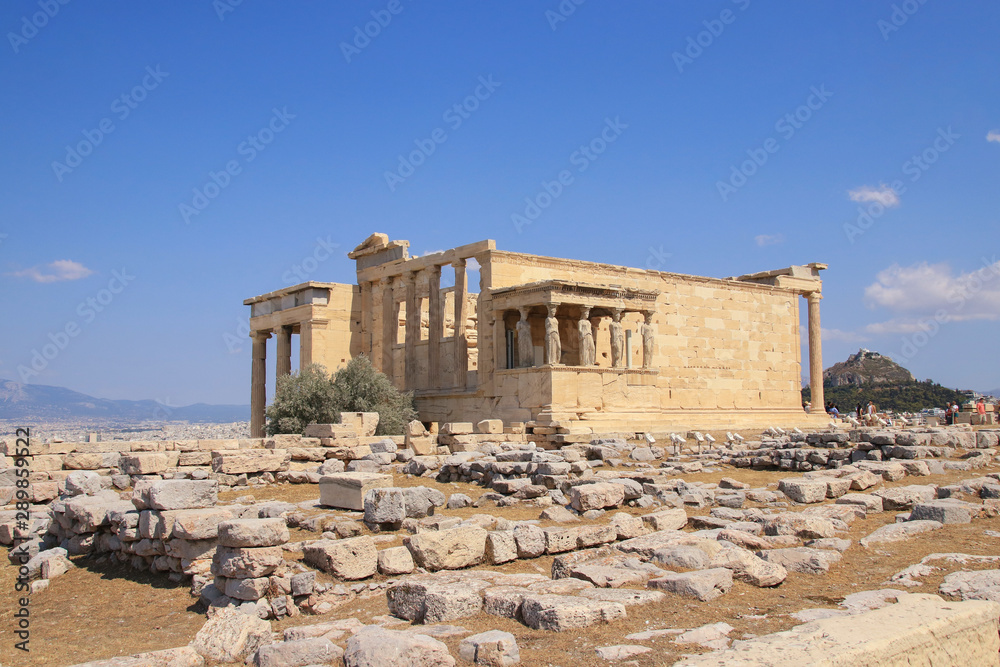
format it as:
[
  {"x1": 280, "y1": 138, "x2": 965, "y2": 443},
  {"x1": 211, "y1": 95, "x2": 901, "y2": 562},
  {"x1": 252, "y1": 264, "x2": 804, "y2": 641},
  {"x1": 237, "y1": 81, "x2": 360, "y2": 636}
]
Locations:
[
  {"x1": 428, "y1": 263, "x2": 442, "y2": 276},
  {"x1": 452, "y1": 258, "x2": 467, "y2": 269},
  {"x1": 251, "y1": 330, "x2": 271, "y2": 341},
  {"x1": 806, "y1": 291, "x2": 823, "y2": 302}
]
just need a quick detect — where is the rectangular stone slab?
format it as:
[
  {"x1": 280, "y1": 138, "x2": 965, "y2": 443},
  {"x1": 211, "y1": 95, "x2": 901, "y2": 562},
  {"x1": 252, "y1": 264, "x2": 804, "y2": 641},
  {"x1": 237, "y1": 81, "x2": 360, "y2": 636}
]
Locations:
[{"x1": 319, "y1": 472, "x2": 393, "y2": 510}]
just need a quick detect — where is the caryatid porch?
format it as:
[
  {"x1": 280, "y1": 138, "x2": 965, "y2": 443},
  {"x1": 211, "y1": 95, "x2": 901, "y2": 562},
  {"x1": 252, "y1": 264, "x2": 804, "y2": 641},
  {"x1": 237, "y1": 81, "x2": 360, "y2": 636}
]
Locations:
[{"x1": 489, "y1": 280, "x2": 661, "y2": 370}]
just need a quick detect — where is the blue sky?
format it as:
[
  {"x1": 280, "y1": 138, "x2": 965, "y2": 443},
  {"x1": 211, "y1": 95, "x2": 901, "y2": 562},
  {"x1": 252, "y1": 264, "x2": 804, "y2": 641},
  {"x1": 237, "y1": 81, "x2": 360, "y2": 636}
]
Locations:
[{"x1": 2, "y1": 0, "x2": 999, "y2": 408}]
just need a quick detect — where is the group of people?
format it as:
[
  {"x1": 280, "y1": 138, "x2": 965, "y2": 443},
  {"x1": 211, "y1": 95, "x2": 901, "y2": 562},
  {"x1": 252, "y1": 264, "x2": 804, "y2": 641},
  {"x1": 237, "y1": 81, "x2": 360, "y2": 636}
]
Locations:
[
  {"x1": 945, "y1": 398, "x2": 989, "y2": 425},
  {"x1": 821, "y1": 400, "x2": 879, "y2": 424}
]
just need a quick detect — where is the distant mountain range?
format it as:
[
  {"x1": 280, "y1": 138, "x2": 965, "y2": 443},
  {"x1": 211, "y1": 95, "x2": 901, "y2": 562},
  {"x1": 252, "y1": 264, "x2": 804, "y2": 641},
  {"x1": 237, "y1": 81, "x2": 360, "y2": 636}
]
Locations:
[{"x1": 0, "y1": 380, "x2": 248, "y2": 422}]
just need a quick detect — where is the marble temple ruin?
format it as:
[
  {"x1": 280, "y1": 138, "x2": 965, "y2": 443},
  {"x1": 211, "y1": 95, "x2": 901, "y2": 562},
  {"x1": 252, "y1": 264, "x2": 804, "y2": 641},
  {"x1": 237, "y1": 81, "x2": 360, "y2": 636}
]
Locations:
[{"x1": 244, "y1": 233, "x2": 830, "y2": 437}]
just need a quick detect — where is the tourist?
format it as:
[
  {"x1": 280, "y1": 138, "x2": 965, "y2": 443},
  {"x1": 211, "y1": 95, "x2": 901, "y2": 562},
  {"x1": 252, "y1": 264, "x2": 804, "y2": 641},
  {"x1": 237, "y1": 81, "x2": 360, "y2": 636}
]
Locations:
[
  {"x1": 856, "y1": 403, "x2": 863, "y2": 420},
  {"x1": 977, "y1": 398, "x2": 986, "y2": 424},
  {"x1": 866, "y1": 401, "x2": 877, "y2": 425}
]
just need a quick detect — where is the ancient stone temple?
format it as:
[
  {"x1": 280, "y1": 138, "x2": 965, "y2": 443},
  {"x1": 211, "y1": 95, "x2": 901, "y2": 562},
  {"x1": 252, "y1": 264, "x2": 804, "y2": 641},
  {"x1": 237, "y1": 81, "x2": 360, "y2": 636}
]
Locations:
[{"x1": 244, "y1": 233, "x2": 829, "y2": 437}]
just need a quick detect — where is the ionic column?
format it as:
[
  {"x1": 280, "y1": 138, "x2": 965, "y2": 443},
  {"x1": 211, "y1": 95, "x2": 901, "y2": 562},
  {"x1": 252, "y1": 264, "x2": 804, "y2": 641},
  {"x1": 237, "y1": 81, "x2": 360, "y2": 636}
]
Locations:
[
  {"x1": 404, "y1": 271, "x2": 419, "y2": 390},
  {"x1": 250, "y1": 330, "x2": 270, "y2": 438},
  {"x1": 275, "y1": 326, "x2": 292, "y2": 379},
  {"x1": 360, "y1": 281, "x2": 374, "y2": 358},
  {"x1": 428, "y1": 265, "x2": 442, "y2": 388},
  {"x1": 807, "y1": 292, "x2": 824, "y2": 412},
  {"x1": 453, "y1": 259, "x2": 468, "y2": 388},
  {"x1": 381, "y1": 277, "x2": 395, "y2": 379}
]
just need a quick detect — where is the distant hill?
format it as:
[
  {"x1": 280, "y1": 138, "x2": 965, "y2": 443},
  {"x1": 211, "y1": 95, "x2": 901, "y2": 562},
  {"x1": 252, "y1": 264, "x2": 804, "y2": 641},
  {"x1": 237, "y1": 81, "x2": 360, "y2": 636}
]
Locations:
[
  {"x1": 0, "y1": 380, "x2": 248, "y2": 422},
  {"x1": 823, "y1": 348, "x2": 915, "y2": 387},
  {"x1": 803, "y1": 349, "x2": 965, "y2": 413}
]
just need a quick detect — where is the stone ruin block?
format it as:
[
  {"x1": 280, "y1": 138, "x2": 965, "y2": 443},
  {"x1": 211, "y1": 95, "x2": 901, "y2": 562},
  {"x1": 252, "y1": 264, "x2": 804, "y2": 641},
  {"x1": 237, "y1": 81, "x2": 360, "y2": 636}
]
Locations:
[
  {"x1": 319, "y1": 472, "x2": 392, "y2": 510},
  {"x1": 339, "y1": 412, "x2": 380, "y2": 437},
  {"x1": 211, "y1": 449, "x2": 290, "y2": 475},
  {"x1": 303, "y1": 423, "x2": 356, "y2": 439}
]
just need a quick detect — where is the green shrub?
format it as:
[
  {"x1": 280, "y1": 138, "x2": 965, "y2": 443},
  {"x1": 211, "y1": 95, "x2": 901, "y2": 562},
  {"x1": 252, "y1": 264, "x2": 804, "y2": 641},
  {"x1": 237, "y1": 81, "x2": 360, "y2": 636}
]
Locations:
[
  {"x1": 265, "y1": 363, "x2": 339, "y2": 435},
  {"x1": 265, "y1": 356, "x2": 417, "y2": 436},
  {"x1": 331, "y1": 355, "x2": 417, "y2": 435}
]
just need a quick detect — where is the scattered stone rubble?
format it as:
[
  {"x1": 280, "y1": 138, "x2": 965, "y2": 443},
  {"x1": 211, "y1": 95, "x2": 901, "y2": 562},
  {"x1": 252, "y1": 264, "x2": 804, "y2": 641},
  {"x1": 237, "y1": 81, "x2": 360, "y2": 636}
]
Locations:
[{"x1": 3, "y1": 421, "x2": 1000, "y2": 666}]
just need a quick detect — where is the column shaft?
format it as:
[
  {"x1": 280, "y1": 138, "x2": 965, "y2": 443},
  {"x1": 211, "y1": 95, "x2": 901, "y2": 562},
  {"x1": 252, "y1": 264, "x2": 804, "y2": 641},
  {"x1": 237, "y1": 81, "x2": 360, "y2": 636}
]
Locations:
[
  {"x1": 453, "y1": 260, "x2": 468, "y2": 389},
  {"x1": 404, "y1": 271, "x2": 419, "y2": 390},
  {"x1": 250, "y1": 331, "x2": 270, "y2": 438},
  {"x1": 428, "y1": 266, "x2": 442, "y2": 388},
  {"x1": 807, "y1": 293, "x2": 824, "y2": 412},
  {"x1": 381, "y1": 277, "x2": 395, "y2": 380},
  {"x1": 275, "y1": 326, "x2": 292, "y2": 380}
]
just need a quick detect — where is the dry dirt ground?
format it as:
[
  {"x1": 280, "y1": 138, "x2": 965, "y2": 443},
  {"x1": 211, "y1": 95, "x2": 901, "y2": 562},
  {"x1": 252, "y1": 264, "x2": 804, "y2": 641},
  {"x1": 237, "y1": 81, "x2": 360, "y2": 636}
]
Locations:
[{"x1": 2, "y1": 460, "x2": 999, "y2": 666}]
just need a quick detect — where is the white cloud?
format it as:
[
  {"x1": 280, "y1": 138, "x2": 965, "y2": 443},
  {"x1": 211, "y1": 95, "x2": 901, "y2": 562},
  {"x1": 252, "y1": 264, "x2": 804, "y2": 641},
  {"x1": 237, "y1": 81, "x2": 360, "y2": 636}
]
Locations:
[
  {"x1": 754, "y1": 234, "x2": 784, "y2": 247},
  {"x1": 987, "y1": 130, "x2": 1000, "y2": 144},
  {"x1": 8, "y1": 260, "x2": 94, "y2": 283},
  {"x1": 848, "y1": 184, "x2": 900, "y2": 208},
  {"x1": 862, "y1": 259, "x2": 1000, "y2": 333}
]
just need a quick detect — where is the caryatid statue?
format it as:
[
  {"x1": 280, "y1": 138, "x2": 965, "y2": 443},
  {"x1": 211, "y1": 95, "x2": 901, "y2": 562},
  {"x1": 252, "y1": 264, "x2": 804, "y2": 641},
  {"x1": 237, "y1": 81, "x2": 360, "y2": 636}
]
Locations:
[
  {"x1": 544, "y1": 305, "x2": 561, "y2": 365},
  {"x1": 609, "y1": 308, "x2": 625, "y2": 368},
  {"x1": 516, "y1": 307, "x2": 534, "y2": 367},
  {"x1": 578, "y1": 307, "x2": 596, "y2": 366},
  {"x1": 640, "y1": 310, "x2": 655, "y2": 368}
]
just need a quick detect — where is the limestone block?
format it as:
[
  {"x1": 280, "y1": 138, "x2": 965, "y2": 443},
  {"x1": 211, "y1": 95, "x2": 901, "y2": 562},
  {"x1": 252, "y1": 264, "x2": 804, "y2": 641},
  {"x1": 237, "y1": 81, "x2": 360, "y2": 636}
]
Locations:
[
  {"x1": 513, "y1": 524, "x2": 546, "y2": 559},
  {"x1": 343, "y1": 627, "x2": 455, "y2": 667},
  {"x1": 378, "y1": 546, "x2": 415, "y2": 575},
  {"x1": 440, "y1": 422, "x2": 474, "y2": 435},
  {"x1": 459, "y1": 630, "x2": 519, "y2": 666},
  {"x1": 164, "y1": 537, "x2": 217, "y2": 561},
  {"x1": 407, "y1": 526, "x2": 488, "y2": 570},
  {"x1": 218, "y1": 518, "x2": 289, "y2": 548},
  {"x1": 172, "y1": 508, "x2": 233, "y2": 540},
  {"x1": 874, "y1": 485, "x2": 937, "y2": 511},
  {"x1": 758, "y1": 547, "x2": 842, "y2": 574},
  {"x1": 401, "y1": 486, "x2": 446, "y2": 518},
  {"x1": 709, "y1": 546, "x2": 788, "y2": 588},
  {"x1": 835, "y1": 494, "x2": 884, "y2": 513},
  {"x1": 778, "y1": 478, "x2": 827, "y2": 504},
  {"x1": 178, "y1": 452, "x2": 212, "y2": 467},
  {"x1": 212, "y1": 450, "x2": 289, "y2": 475},
  {"x1": 147, "y1": 479, "x2": 219, "y2": 511},
  {"x1": 476, "y1": 419, "x2": 504, "y2": 435},
  {"x1": 407, "y1": 436, "x2": 437, "y2": 457},
  {"x1": 30, "y1": 455, "x2": 66, "y2": 472},
  {"x1": 847, "y1": 471, "x2": 882, "y2": 491},
  {"x1": 251, "y1": 637, "x2": 341, "y2": 667},
  {"x1": 363, "y1": 490, "x2": 406, "y2": 530},
  {"x1": 190, "y1": 607, "x2": 273, "y2": 662},
  {"x1": 486, "y1": 531, "x2": 518, "y2": 564},
  {"x1": 521, "y1": 594, "x2": 627, "y2": 631},
  {"x1": 825, "y1": 479, "x2": 852, "y2": 498},
  {"x1": 653, "y1": 545, "x2": 711, "y2": 570},
  {"x1": 569, "y1": 482, "x2": 626, "y2": 512},
  {"x1": 302, "y1": 536, "x2": 378, "y2": 580},
  {"x1": 303, "y1": 423, "x2": 355, "y2": 439},
  {"x1": 369, "y1": 438, "x2": 398, "y2": 454},
  {"x1": 64, "y1": 452, "x2": 120, "y2": 470},
  {"x1": 648, "y1": 568, "x2": 733, "y2": 601},
  {"x1": 609, "y1": 512, "x2": 646, "y2": 540},
  {"x1": 762, "y1": 513, "x2": 837, "y2": 540},
  {"x1": 939, "y1": 570, "x2": 1000, "y2": 602},
  {"x1": 388, "y1": 574, "x2": 492, "y2": 623},
  {"x1": 64, "y1": 470, "x2": 103, "y2": 496},
  {"x1": 213, "y1": 545, "x2": 283, "y2": 578},
  {"x1": 319, "y1": 472, "x2": 392, "y2": 510},
  {"x1": 860, "y1": 520, "x2": 943, "y2": 547},
  {"x1": 339, "y1": 412, "x2": 380, "y2": 437},
  {"x1": 909, "y1": 500, "x2": 975, "y2": 524},
  {"x1": 122, "y1": 452, "x2": 181, "y2": 475},
  {"x1": 671, "y1": 594, "x2": 1000, "y2": 667},
  {"x1": 577, "y1": 524, "x2": 618, "y2": 549},
  {"x1": 641, "y1": 508, "x2": 688, "y2": 531}
]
